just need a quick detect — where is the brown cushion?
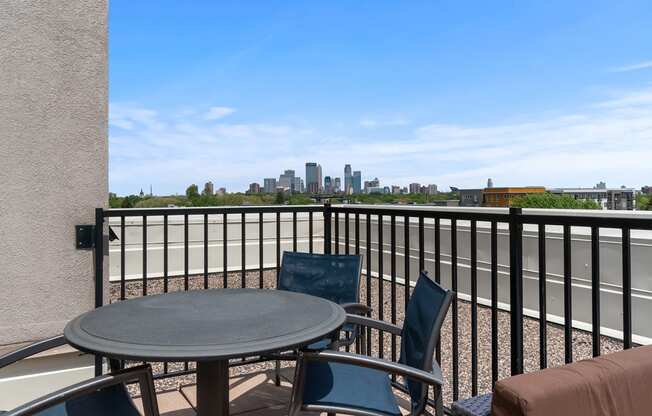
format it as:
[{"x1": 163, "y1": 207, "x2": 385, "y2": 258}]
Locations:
[{"x1": 492, "y1": 345, "x2": 652, "y2": 416}]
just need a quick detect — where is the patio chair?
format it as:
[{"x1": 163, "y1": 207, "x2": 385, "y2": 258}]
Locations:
[
  {"x1": 0, "y1": 336, "x2": 159, "y2": 416},
  {"x1": 273, "y1": 251, "x2": 371, "y2": 385},
  {"x1": 287, "y1": 271, "x2": 454, "y2": 416}
]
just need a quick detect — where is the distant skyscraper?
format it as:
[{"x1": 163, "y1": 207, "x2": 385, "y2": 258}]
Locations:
[
  {"x1": 203, "y1": 181, "x2": 214, "y2": 195},
  {"x1": 344, "y1": 164, "x2": 353, "y2": 194},
  {"x1": 278, "y1": 170, "x2": 295, "y2": 191},
  {"x1": 391, "y1": 185, "x2": 401, "y2": 195},
  {"x1": 409, "y1": 183, "x2": 421, "y2": 194},
  {"x1": 263, "y1": 178, "x2": 277, "y2": 193},
  {"x1": 324, "y1": 176, "x2": 333, "y2": 193},
  {"x1": 427, "y1": 184, "x2": 438, "y2": 194},
  {"x1": 364, "y1": 178, "x2": 380, "y2": 194},
  {"x1": 487, "y1": 178, "x2": 494, "y2": 188},
  {"x1": 352, "y1": 171, "x2": 362, "y2": 194},
  {"x1": 334, "y1": 177, "x2": 341, "y2": 193},
  {"x1": 293, "y1": 177, "x2": 304, "y2": 193},
  {"x1": 248, "y1": 182, "x2": 261, "y2": 194},
  {"x1": 305, "y1": 162, "x2": 322, "y2": 193}
]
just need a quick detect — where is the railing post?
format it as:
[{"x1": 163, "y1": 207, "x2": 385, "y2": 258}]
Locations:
[
  {"x1": 323, "y1": 201, "x2": 332, "y2": 254},
  {"x1": 94, "y1": 207, "x2": 104, "y2": 308},
  {"x1": 93, "y1": 207, "x2": 105, "y2": 376},
  {"x1": 509, "y1": 207, "x2": 524, "y2": 375}
]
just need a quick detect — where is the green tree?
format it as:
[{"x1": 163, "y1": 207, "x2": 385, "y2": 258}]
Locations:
[
  {"x1": 635, "y1": 193, "x2": 651, "y2": 210},
  {"x1": 511, "y1": 193, "x2": 601, "y2": 209},
  {"x1": 288, "y1": 194, "x2": 314, "y2": 205},
  {"x1": 186, "y1": 184, "x2": 200, "y2": 199},
  {"x1": 135, "y1": 196, "x2": 191, "y2": 208},
  {"x1": 275, "y1": 191, "x2": 287, "y2": 205},
  {"x1": 118, "y1": 194, "x2": 142, "y2": 208}
]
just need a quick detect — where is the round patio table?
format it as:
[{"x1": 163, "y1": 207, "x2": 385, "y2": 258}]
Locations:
[{"x1": 64, "y1": 288, "x2": 346, "y2": 416}]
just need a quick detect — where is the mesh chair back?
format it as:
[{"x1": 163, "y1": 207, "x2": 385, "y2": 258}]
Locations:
[
  {"x1": 278, "y1": 252, "x2": 362, "y2": 305},
  {"x1": 399, "y1": 271, "x2": 453, "y2": 411}
]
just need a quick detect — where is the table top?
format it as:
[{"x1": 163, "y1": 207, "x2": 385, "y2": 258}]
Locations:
[{"x1": 64, "y1": 288, "x2": 346, "y2": 361}]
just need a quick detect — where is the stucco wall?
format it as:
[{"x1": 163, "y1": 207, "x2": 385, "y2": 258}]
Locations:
[{"x1": 0, "y1": 1, "x2": 108, "y2": 345}]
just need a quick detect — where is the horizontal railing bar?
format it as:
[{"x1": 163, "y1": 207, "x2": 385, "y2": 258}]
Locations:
[
  {"x1": 331, "y1": 206, "x2": 652, "y2": 229},
  {"x1": 104, "y1": 205, "x2": 325, "y2": 217},
  {"x1": 332, "y1": 204, "x2": 652, "y2": 219},
  {"x1": 331, "y1": 205, "x2": 510, "y2": 221}
]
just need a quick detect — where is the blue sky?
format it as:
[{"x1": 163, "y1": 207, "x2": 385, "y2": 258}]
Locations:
[{"x1": 109, "y1": 1, "x2": 652, "y2": 195}]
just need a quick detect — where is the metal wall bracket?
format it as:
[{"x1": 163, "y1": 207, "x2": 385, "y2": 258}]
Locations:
[{"x1": 76, "y1": 225, "x2": 95, "y2": 249}]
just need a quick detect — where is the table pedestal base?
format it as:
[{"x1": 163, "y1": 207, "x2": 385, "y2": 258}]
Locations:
[{"x1": 197, "y1": 360, "x2": 229, "y2": 416}]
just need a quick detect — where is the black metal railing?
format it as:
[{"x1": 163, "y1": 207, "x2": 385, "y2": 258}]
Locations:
[
  {"x1": 326, "y1": 204, "x2": 652, "y2": 403},
  {"x1": 93, "y1": 203, "x2": 652, "y2": 408}
]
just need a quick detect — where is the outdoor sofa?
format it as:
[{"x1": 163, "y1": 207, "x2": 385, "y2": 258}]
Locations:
[{"x1": 452, "y1": 344, "x2": 652, "y2": 416}]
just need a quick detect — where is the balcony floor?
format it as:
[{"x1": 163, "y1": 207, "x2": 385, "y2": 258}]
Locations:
[{"x1": 134, "y1": 367, "x2": 411, "y2": 415}]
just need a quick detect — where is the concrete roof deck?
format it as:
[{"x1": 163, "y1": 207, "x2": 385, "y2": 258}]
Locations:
[{"x1": 133, "y1": 367, "x2": 412, "y2": 415}]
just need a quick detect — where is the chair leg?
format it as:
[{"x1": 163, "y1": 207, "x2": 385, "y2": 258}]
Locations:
[
  {"x1": 435, "y1": 389, "x2": 444, "y2": 416},
  {"x1": 275, "y1": 359, "x2": 281, "y2": 386},
  {"x1": 138, "y1": 366, "x2": 160, "y2": 416}
]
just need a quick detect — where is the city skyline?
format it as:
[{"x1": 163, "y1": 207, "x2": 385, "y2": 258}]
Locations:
[
  {"x1": 109, "y1": 1, "x2": 652, "y2": 195},
  {"x1": 127, "y1": 163, "x2": 641, "y2": 198},
  {"x1": 139, "y1": 161, "x2": 445, "y2": 196}
]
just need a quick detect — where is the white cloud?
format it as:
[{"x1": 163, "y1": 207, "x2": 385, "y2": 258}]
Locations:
[
  {"x1": 610, "y1": 61, "x2": 652, "y2": 73},
  {"x1": 204, "y1": 106, "x2": 236, "y2": 120},
  {"x1": 595, "y1": 89, "x2": 652, "y2": 108},
  {"x1": 109, "y1": 87, "x2": 652, "y2": 194},
  {"x1": 359, "y1": 115, "x2": 409, "y2": 128},
  {"x1": 109, "y1": 104, "x2": 164, "y2": 131}
]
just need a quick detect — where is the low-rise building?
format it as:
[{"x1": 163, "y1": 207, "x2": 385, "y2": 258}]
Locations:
[
  {"x1": 550, "y1": 187, "x2": 635, "y2": 210},
  {"x1": 459, "y1": 189, "x2": 484, "y2": 207},
  {"x1": 483, "y1": 186, "x2": 546, "y2": 207}
]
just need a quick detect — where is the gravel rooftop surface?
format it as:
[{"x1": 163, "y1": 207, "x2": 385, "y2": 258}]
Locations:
[{"x1": 111, "y1": 270, "x2": 623, "y2": 407}]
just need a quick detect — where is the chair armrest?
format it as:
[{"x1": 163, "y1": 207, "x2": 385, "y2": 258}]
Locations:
[
  {"x1": 5, "y1": 364, "x2": 159, "y2": 416},
  {"x1": 301, "y1": 350, "x2": 442, "y2": 387},
  {"x1": 340, "y1": 303, "x2": 373, "y2": 315},
  {"x1": 345, "y1": 314, "x2": 402, "y2": 336},
  {"x1": 0, "y1": 336, "x2": 67, "y2": 369}
]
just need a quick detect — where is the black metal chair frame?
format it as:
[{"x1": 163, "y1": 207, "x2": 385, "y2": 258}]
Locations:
[
  {"x1": 288, "y1": 282, "x2": 454, "y2": 416},
  {"x1": 0, "y1": 336, "x2": 159, "y2": 416}
]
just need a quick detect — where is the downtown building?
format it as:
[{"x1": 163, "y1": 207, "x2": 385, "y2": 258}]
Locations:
[
  {"x1": 353, "y1": 170, "x2": 362, "y2": 194},
  {"x1": 263, "y1": 178, "x2": 277, "y2": 193},
  {"x1": 248, "y1": 182, "x2": 261, "y2": 194},
  {"x1": 305, "y1": 162, "x2": 322, "y2": 193},
  {"x1": 344, "y1": 164, "x2": 352, "y2": 194},
  {"x1": 278, "y1": 170, "x2": 295, "y2": 192}
]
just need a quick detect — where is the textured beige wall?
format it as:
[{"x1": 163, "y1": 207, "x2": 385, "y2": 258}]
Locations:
[{"x1": 0, "y1": 1, "x2": 108, "y2": 345}]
